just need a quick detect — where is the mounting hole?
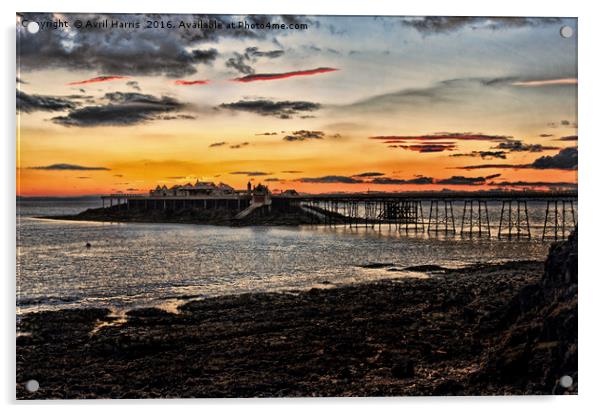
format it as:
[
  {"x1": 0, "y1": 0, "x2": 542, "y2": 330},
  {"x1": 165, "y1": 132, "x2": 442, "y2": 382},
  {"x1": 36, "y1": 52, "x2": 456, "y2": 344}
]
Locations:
[
  {"x1": 560, "y1": 26, "x2": 573, "y2": 39},
  {"x1": 26, "y1": 21, "x2": 40, "y2": 34},
  {"x1": 25, "y1": 379, "x2": 39, "y2": 393},
  {"x1": 559, "y1": 375, "x2": 573, "y2": 388}
]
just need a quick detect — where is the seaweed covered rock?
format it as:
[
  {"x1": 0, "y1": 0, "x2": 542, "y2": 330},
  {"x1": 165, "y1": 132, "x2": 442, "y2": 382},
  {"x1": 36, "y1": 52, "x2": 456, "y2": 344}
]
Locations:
[
  {"x1": 473, "y1": 229, "x2": 578, "y2": 394},
  {"x1": 543, "y1": 228, "x2": 578, "y2": 287}
]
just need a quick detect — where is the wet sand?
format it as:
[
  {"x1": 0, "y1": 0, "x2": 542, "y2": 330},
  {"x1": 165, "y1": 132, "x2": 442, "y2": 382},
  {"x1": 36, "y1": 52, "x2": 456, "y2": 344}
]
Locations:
[{"x1": 16, "y1": 245, "x2": 577, "y2": 398}]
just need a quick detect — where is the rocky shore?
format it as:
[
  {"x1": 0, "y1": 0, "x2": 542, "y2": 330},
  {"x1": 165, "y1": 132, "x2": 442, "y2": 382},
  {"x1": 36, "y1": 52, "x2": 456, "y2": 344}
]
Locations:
[{"x1": 16, "y1": 232, "x2": 577, "y2": 398}]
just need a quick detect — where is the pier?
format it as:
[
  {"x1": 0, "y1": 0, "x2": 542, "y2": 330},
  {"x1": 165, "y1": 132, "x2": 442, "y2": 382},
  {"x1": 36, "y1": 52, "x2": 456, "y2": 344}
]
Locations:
[{"x1": 101, "y1": 190, "x2": 577, "y2": 241}]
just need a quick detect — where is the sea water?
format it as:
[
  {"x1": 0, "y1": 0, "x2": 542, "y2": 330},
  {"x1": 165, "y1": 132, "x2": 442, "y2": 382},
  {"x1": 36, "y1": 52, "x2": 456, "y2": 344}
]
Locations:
[{"x1": 16, "y1": 198, "x2": 570, "y2": 314}]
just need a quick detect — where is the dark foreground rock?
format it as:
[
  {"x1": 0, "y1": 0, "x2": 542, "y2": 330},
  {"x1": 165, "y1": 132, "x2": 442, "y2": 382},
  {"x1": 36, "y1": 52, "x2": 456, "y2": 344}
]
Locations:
[
  {"x1": 16, "y1": 236, "x2": 577, "y2": 398},
  {"x1": 471, "y1": 229, "x2": 578, "y2": 395}
]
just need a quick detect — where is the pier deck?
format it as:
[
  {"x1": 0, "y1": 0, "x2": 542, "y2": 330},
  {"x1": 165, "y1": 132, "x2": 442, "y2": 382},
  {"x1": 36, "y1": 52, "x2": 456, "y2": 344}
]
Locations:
[{"x1": 100, "y1": 190, "x2": 577, "y2": 240}]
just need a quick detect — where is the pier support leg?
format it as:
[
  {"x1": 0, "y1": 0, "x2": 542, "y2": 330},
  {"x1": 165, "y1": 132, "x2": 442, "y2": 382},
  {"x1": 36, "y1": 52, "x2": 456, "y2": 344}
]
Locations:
[{"x1": 498, "y1": 200, "x2": 531, "y2": 239}]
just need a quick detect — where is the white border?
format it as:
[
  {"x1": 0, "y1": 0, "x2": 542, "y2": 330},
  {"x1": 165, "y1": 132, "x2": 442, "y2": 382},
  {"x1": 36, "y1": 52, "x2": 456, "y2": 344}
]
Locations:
[{"x1": 3, "y1": 0, "x2": 601, "y2": 411}]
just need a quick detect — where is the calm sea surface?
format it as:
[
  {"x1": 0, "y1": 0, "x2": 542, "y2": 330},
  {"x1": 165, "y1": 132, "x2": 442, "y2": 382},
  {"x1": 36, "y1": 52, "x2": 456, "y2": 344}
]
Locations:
[{"x1": 17, "y1": 198, "x2": 574, "y2": 314}]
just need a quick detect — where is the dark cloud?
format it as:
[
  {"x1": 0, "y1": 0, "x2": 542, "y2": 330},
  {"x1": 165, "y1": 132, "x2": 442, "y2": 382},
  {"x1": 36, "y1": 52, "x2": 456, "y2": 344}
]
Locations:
[
  {"x1": 230, "y1": 171, "x2": 271, "y2": 176},
  {"x1": 556, "y1": 135, "x2": 578, "y2": 141},
  {"x1": 17, "y1": 12, "x2": 306, "y2": 77},
  {"x1": 370, "y1": 132, "x2": 513, "y2": 143},
  {"x1": 281, "y1": 170, "x2": 303, "y2": 173},
  {"x1": 370, "y1": 176, "x2": 434, "y2": 185},
  {"x1": 539, "y1": 133, "x2": 554, "y2": 138},
  {"x1": 490, "y1": 181, "x2": 577, "y2": 189},
  {"x1": 458, "y1": 164, "x2": 523, "y2": 170},
  {"x1": 389, "y1": 143, "x2": 457, "y2": 153},
  {"x1": 400, "y1": 17, "x2": 561, "y2": 34},
  {"x1": 531, "y1": 147, "x2": 577, "y2": 169},
  {"x1": 225, "y1": 46, "x2": 285, "y2": 75},
  {"x1": 374, "y1": 133, "x2": 559, "y2": 155},
  {"x1": 229, "y1": 142, "x2": 249, "y2": 149},
  {"x1": 450, "y1": 151, "x2": 507, "y2": 159},
  {"x1": 51, "y1": 92, "x2": 184, "y2": 127},
  {"x1": 126, "y1": 80, "x2": 141, "y2": 91},
  {"x1": 28, "y1": 163, "x2": 110, "y2": 171},
  {"x1": 16, "y1": 13, "x2": 276, "y2": 77},
  {"x1": 219, "y1": 99, "x2": 321, "y2": 119},
  {"x1": 353, "y1": 172, "x2": 385, "y2": 177},
  {"x1": 548, "y1": 120, "x2": 577, "y2": 129},
  {"x1": 245, "y1": 47, "x2": 285, "y2": 59},
  {"x1": 156, "y1": 114, "x2": 196, "y2": 121},
  {"x1": 297, "y1": 175, "x2": 364, "y2": 184},
  {"x1": 493, "y1": 140, "x2": 559, "y2": 152},
  {"x1": 283, "y1": 130, "x2": 325, "y2": 141},
  {"x1": 226, "y1": 53, "x2": 255, "y2": 75},
  {"x1": 291, "y1": 173, "x2": 508, "y2": 186},
  {"x1": 370, "y1": 175, "x2": 500, "y2": 186},
  {"x1": 479, "y1": 77, "x2": 519, "y2": 87},
  {"x1": 265, "y1": 178, "x2": 283, "y2": 182},
  {"x1": 209, "y1": 141, "x2": 227, "y2": 147},
  {"x1": 437, "y1": 175, "x2": 491, "y2": 185},
  {"x1": 17, "y1": 90, "x2": 76, "y2": 113},
  {"x1": 255, "y1": 132, "x2": 278, "y2": 136},
  {"x1": 457, "y1": 147, "x2": 578, "y2": 171}
]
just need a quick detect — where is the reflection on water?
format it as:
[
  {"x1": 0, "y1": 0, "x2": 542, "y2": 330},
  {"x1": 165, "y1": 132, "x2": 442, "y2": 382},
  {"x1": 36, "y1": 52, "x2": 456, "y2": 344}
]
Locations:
[{"x1": 17, "y1": 198, "x2": 563, "y2": 314}]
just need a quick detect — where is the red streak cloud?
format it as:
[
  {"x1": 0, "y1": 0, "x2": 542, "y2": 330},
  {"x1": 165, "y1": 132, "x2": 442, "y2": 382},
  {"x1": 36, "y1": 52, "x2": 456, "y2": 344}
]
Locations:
[
  {"x1": 174, "y1": 80, "x2": 210, "y2": 86},
  {"x1": 370, "y1": 133, "x2": 511, "y2": 142},
  {"x1": 232, "y1": 67, "x2": 339, "y2": 83},
  {"x1": 67, "y1": 76, "x2": 129, "y2": 86},
  {"x1": 401, "y1": 144, "x2": 457, "y2": 153}
]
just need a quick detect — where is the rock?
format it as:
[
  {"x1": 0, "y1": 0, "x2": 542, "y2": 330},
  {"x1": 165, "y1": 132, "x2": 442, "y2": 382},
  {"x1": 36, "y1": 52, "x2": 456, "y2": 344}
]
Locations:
[
  {"x1": 357, "y1": 262, "x2": 395, "y2": 269},
  {"x1": 473, "y1": 229, "x2": 578, "y2": 393},
  {"x1": 16, "y1": 335, "x2": 33, "y2": 346},
  {"x1": 126, "y1": 307, "x2": 171, "y2": 318},
  {"x1": 391, "y1": 359, "x2": 415, "y2": 379},
  {"x1": 403, "y1": 265, "x2": 448, "y2": 273},
  {"x1": 543, "y1": 228, "x2": 578, "y2": 286}
]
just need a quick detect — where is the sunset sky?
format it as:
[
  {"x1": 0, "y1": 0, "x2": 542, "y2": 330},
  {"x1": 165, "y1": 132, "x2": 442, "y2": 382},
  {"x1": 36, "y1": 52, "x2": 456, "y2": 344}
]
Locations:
[{"x1": 16, "y1": 13, "x2": 577, "y2": 196}]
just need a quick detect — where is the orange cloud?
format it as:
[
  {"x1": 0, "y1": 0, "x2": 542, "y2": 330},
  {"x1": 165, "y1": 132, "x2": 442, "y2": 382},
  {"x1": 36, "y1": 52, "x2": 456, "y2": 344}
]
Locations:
[
  {"x1": 174, "y1": 80, "x2": 210, "y2": 86},
  {"x1": 512, "y1": 78, "x2": 577, "y2": 87},
  {"x1": 67, "y1": 76, "x2": 129, "y2": 86},
  {"x1": 232, "y1": 67, "x2": 339, "y2": 83}
]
